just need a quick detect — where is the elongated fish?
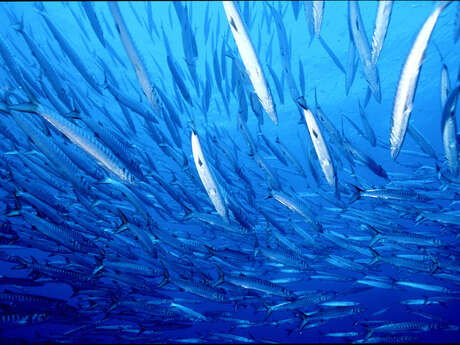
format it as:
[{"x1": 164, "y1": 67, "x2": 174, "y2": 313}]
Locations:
[
  {"x1": 318, "y1": 36, "x2": 345, "y2": 74},
  {"x1": 40, "y1": 13, "x2": 101, "y2": 95},
  {"x1": 390, "y1": 2, "x2": 449, "y2": 160},
  {"x1": 440, "y1": 63, "x2": 450, "y2": 109},
  {"x1": 455, "y1": 2, "x2": 460, "y2": 43},
  {"x1": 223, "y1": 1, "x2": 278, "y2": 125},
  {"x1": 299, "y1": 102, "x2": 337, "y2": 193},
  {"x1": 8, "y1": 102, "x2": 135, "y2": 184},
  {"x1": 348, "y1": 1, "x2": 381, "y2": 103},
  {"x1": 108, "y1": 2, "x2": 160, "y2": 116},
  {"x1": 302, "y1": 1, "x2": 324, "y2": 42},
  {"x1": 81, "y1": 2, "x2": 105, "y2": 48},
  {"x1": 358, "y1": 101, "x2": 376, "y2": 146},
  {"x1": 191, "y1": 130, "x2": 228, "y2": 222},
  {"x1": 441, "y1": 85, "x2": 460, "y2": 176},
  {"x1": 370, "y1": 0, "x2": 393, "y2": 65}
]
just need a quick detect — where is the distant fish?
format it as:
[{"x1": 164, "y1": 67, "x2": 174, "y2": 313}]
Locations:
[
  {"x1": 108, "y1": 2, "x2": 160, "y2": 116},
  {"x1": 40, "y1": 12, "x2": 101, "y2": 95},
  {"x1": 454, "y1": 2, "x2": 460, "y2": 43},
  {"x1": 358, "y1": 101, "x2": 376, "y2": 146},
  {"x1": 390, "y1": 2, "x2": 450, "y2": 160},
  {"x1": 348, "y1": 1, "x2": 382, "y2": 103},
  {"x1": 407, "y1": 123, "x2": 437, "y2": 160},
  {"x1": 223, "y1": 1, "x2": 278, "y2": 125},
  {"x1": 318, "y1": 35, "x2": 345, "y2": 74},
  {"x1": 345, "y1": 37, "x2": 358, "y2": 95},
  {"x1": 441, "y1": 63, "x2": 450, "y2": 109},
  {"x1": 81, "y1": 2, "x2": 105, "y2": 48}
]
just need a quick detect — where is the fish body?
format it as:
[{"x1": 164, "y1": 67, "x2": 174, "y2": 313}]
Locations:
[
  {"x1": 348, "y1": 1, "x2": 381, "y2": 103},
  {"x1": 223, "y1": 1, "x2": 278, "y2": 125},
  {"x1": 191, "y1": 131, "x2": 228, "y2": 222},
  {"x1": 390, "y1": 2, "x2": 449, "y2": 160}
]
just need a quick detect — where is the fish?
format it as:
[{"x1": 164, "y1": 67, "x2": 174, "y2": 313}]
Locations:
[
  {"x1": 318, "y1": 35, "x2": 345, "y2": 74},
  {"x1": 0, "y1": 3, "x2": 460, "y2": 343},
  {"x1": 348, "y1": 1, "x2": 382, "y2": 103},
  {"x1": 358, "y1": 101, "x2": 376, "y2": 146},
  {"x1": 108, "y1": 2, "x2": 160, "y2": 116},
  {"x1": 191, "y1": 130, "x2": 228, "y2": 222},
  {"x1": 440, "y1": 85, "x2": 460, "y2": 176},
  {"x1": 223, "y1": 1, "x2": 278, "y2": 125},
  {"x1": 390, "y1": 2, "x2": 450, "y2": 160},
  {"x1": 312, "y1": 1, "x2": 325, "y2": 38},
  {"x1": 455, "y1": 2, "x2": 460, "y2": 43},
  {"x1": 81, "y1": 2, "x2": 105, "y2": 48},
  {"x1": 40, "y1": 12, "x2": 101, "y2": 95},
  {"x1": 8, "y1": 101, "x2": 135, "y2": 184},
  {"x1": 370, "y1": 0, "x2": 393, "y2": 65},
  {"x1": 298, "y1": 102, "x2": 337, "y2": 193}
]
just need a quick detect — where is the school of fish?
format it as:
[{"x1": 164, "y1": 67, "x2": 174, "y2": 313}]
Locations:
[{"x1": 0, "y1": 1, "x2": 459, "y2": 343}]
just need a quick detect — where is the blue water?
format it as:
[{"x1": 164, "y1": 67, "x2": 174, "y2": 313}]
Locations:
[{"x1": 0, "y1": 1, "x2": 459, "y2": 343}]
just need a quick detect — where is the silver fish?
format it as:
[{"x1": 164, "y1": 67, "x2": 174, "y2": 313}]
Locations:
[
  {"x1": 390, "y1": 2, "x2": 449, "y2": 160},
  {"x1": 223, "y1": 1, "x2": 278, "y2": 125}
]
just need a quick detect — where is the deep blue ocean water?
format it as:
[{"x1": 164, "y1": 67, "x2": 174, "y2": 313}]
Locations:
[{"x1": 0, "y1": 1, "x2": 459, "y2": 343}]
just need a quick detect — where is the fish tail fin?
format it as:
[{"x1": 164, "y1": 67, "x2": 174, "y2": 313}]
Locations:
[
  {"x1": 116, "y1": 208, "x2": 129, "y2": 233},
  {"x1": 182, "y1": 212, "x2": 194, "y2": 222},
  {"x1": 254, "y1": 234, "x2": 260, "y2": 257},
  {"x1": 158, "y1": 260, "x2": 169, "y2": 288},
  {"x1": 369, "y1": 247, "x2": 381, "y2": 265},
  {"x1": 11, "y1": 255, "x2": 27, "y2": 270},
  {"x1": 369, "y1": 234, "x2": 383, "y2": 247},
  {"x1": 102, "y1": 71, "x2": 109, "y2": 90},
  {"x1": 11, "y1": 13, "x2": 24, "y2": 33},
  {"x1": 5, "y1": 194, "x2": 21, "y2": 217},
  {"x1": 298, "y1": 311, "x2": 309, "y2": 330},
  {"x1": 365, "y1": 329, "x2": 374, "y2": 339},
  {"x1": 415, "y1": 211, "x2": 426, "y2": 225},
  {"x1": 297, "y1": 96, "x2": 308, "y2": 111},
  {"x1": 63, "y1": 111, "x2": 81, "y2": 121},
  {"x1": 263, "y1": 303, "x2": 274, "y2": 320},
  {"x1": 213, "y1": 264, "x2": 224, "y2": 287},
  {"x1": 204, "y1": 245, "x2": 214, "y2": 259},
  {"x1": 349, "y1": 184, "x2": 362, "y2": 203},
  {"x1": 30, "y1": 256, "x2": 39, "y2": 266},
  {"x1": 183, "y1": 206, "x2": 193, "y2": 218},
  {"x1": 437, "y1": 1, "x2": 451, "y2": 12},
  {"x1": 7, "y1": 102, "x2": 38, "y2": 114},
  {"x1": 92, "y1": 264, "x2": 104, "y2": 277},
  {"x1": 430, "y1": 256, "x2": 440, "y2": 274},
  {"x1": 106, "y1": 300, "x2": 119, "y2": 313}
]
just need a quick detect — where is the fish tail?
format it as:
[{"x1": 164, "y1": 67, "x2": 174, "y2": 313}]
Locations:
[
  {"x1": 213, "y1": 264, "x2": 224, "y2": 287},
  {"x1": 369, "y1": 247, "x2": 381, "y2": 265},
  {"x1": 349, "y1": 184, "x2": 362, "y2": 203},
  {"x1": 11, "y1": 13, "x2": 24, "y2": 33},
  {"x1": 7, "y1": 102, "x2": 38, "y2": 114},
  {"x1": 116, "y1": 208, "x2": 129, "y2": 233},
  {"x1": 263, "y1": 303, "x2": 273, "y2": 320},
  {"x1": 5, "y1": 193, "x2": 21, "y2": 217},
  {"x1": 158, "y1": 260, "x2": 169, "y2": 288},
  {"x1": 369, "y1": 233, "x2": 383, "y2": 247},
  {"x1": 204, "y1": 245, "x2": 214, "y2": 259},
  {"x1": 92, "y1": 264, "x2": 104, "y2": 277},
  {"x1": 11, "y1": 255, "x2": 27, "y2": 270},
  {"x1": 298, "y1": 311, "x2": 309, "y2": 330}
]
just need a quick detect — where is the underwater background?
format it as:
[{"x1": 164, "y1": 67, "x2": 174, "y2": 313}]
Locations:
[{"x1": 0, "y1": 1, "x2": 459, "y2": 343}]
